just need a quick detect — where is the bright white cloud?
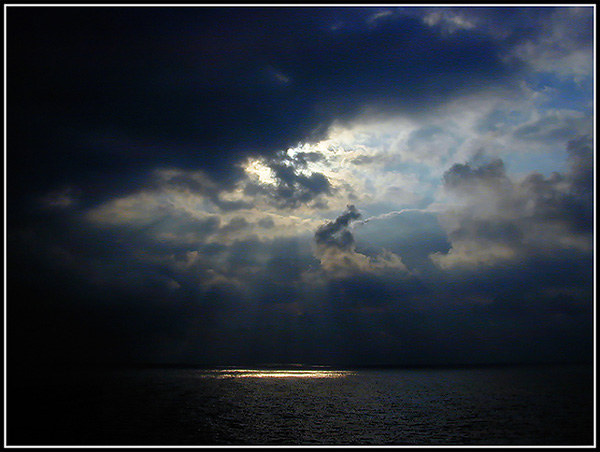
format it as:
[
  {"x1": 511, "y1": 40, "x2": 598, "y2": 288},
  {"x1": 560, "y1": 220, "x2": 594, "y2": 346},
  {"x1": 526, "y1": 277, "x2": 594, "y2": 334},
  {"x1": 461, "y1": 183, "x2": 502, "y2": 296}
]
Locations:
[{"x1": 245, "y1": 158, "x2": 277, "y2": 185}]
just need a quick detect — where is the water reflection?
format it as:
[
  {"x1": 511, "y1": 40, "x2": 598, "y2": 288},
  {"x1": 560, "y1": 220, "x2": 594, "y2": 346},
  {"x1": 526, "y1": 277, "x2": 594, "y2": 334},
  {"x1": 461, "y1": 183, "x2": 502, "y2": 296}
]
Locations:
[{"x1": 202, "y1": 369, "x2": 354, "y2": 379}]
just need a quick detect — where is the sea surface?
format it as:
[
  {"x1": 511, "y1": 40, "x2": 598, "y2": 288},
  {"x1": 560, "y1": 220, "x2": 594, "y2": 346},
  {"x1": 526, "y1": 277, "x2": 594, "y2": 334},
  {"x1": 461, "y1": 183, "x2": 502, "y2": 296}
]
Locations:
[{"x1": 8, "y1": 363, "x2": 594, "y2": 446}]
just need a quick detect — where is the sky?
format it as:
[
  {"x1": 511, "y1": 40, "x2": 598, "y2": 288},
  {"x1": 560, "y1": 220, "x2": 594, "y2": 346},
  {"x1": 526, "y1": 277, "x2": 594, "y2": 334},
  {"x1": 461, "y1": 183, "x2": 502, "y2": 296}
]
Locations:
[{"x1": 6, "y1": 6, "x2": 595, "y2": 368}]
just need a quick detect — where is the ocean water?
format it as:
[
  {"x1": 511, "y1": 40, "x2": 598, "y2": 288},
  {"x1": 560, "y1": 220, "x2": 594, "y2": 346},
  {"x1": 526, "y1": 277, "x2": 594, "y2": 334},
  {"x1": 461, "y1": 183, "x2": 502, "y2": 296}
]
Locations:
[{"x1": 8, "y1": 364, "x2": 594, "y2": 446}]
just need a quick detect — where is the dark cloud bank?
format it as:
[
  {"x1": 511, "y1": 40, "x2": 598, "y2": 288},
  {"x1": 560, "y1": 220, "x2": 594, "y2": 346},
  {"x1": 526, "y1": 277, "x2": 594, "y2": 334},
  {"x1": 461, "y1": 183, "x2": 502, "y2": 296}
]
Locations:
[
  {"x1": 8, "y1": 7, "x2": 515, "y2": 210},
  {"x1": 7, "y1": 7, "x2": 594, "y2": 370}
]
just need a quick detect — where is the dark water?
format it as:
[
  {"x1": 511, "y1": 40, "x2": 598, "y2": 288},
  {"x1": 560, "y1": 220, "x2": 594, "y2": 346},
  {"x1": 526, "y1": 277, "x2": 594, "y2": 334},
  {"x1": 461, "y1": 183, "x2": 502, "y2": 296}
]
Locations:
[{"x1": 8, "y1": 364, "x2": 594, "y2": 445}]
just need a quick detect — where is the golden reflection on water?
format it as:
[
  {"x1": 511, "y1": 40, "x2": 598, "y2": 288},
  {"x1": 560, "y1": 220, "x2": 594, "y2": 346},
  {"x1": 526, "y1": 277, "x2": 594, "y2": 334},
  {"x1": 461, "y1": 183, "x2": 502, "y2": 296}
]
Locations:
[{"x1": 206, "y1": 369, "x2": 354, "y2": 379}]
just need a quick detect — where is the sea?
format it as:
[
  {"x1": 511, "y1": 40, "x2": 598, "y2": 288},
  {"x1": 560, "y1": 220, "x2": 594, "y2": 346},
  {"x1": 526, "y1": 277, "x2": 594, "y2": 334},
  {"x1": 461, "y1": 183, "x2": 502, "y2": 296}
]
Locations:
[{"x1": 8, "y1": 363, "x2": 594, "y2": 446}]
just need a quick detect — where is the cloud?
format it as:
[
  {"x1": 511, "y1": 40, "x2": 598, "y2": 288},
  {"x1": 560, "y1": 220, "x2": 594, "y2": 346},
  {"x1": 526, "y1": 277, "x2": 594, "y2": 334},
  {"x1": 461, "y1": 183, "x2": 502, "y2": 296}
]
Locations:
[
  {"x1": 84, "y1": 163, "x2": 333, "y2": 247},
  {"x1": 9, "y1": 6, "x2": 519, "y2": 215},
  {"x1": 442, "y1": 157, "x2": 509, "y2": 193},
  {"x1": 39, "y1": 187, "x2": 79, "y2": 210},
  {"x1": 314, "y1": 204, "x2": 362, "y2": 250},
  {"x1": 565, "y1": 133, "x2": 594, "y2": 199},
  {"x1": 513, "y1": 109, "x2": 591, "y2": 144},
  {"x1": 422, "y1": 9, "x2": 476, "y2": 34},
  {"x1": 367, "y1": 9, "x2": 395, "y2": 26},
  {"x1": 505, "y1": 7, "x2": 593, "y2": 78},
  {"x1": 416, "y1": 7, "x2": 593, "y2": 79},
  {"x1": 431, "y1": 135, "x2": 593, "y2": 269},
  {"x1": 241, "y1": 149, "x2": 335, "y2": 209},
  {"x1": 313, "y1": 205, "x2": 407, "y2": 278},
  {"x1": 266, "y1": 66, "x2": 292, "y2": 85},
  {"x1": 7, "y1": 7, "x2": 593, "y2": 369},
  {"x1": 270, "y1": 163, "x2": 332, "y2": 208}
]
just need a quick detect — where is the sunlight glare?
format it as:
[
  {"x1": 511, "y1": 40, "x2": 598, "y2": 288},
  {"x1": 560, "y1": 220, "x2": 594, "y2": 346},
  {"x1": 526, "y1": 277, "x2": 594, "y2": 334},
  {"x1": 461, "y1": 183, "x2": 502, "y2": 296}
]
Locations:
[
  {"x1": 245, "y1": 158, "x2": 277, "y2": 185},
  {"x1": 205, "y1": 369, "x2": 355, "y2": 379}
]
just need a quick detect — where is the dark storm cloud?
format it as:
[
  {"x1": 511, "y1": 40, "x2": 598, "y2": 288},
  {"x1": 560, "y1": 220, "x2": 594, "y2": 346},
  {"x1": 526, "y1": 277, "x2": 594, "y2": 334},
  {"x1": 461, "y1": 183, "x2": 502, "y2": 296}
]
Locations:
[
  {"x1": 519, "y1": 134, "x2": 593, "y2": 234},
  {"x1": 8, "y1": 194, "x2": 593, "y2": 368},
  {"x1": 314, "y1": 205, "x2": 361, "y2": 250},
  {"x1": 520, "y1": 172, "x2": 588, "y2": 233},
  {"x1": 268, "y1": 161, "x2": 332, "y2": 208},
  {"x1": 242, "y1": 149, "x2": 332, "y2": 209},
  {"x1": 293, "y1": 151, "x2": 324, "y2": 166},
  {"x1": 149, "y1": 169, "x2": 254, "y2": 212},
  {"x1": 7, "y1": 7, "x2": 593, "y2": 370},
  {"x1": 432, "y1": 248, "x2": 593, "y2": 363},
  {"x1": 8, "y1": 6, "x2": 516, "y2": 212},
  {"x1": 443, "y1": 157, "x2": 509, "y2": 192},
  {"x1": 324, "y1": 272, "x2": 426, "y2": 310},
  {"x1": 312, "y1": 206, "x2": 408, "y2": 281}
]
